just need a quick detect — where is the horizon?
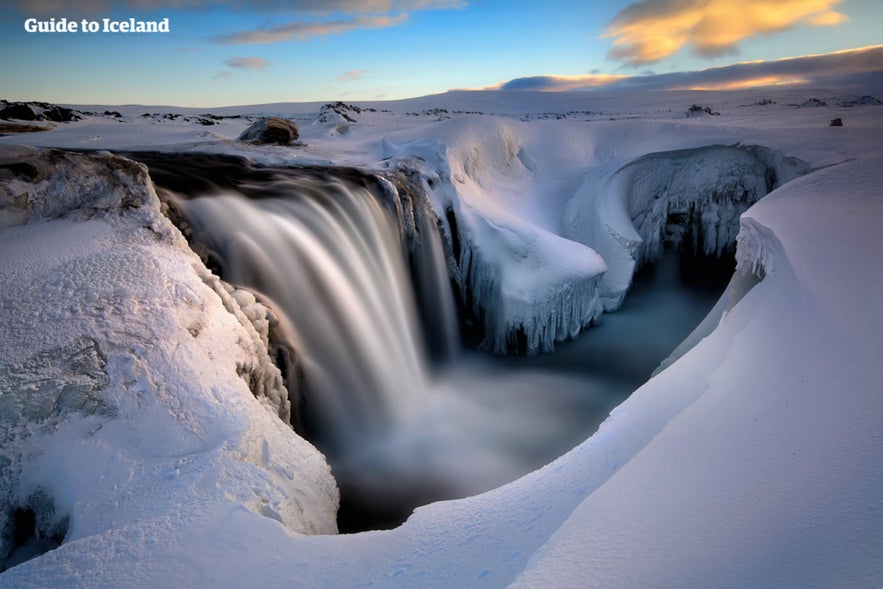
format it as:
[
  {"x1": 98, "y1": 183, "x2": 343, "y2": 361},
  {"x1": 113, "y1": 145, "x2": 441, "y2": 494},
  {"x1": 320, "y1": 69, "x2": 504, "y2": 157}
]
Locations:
[{"x1": 2, "y1": 1, "x2": 882, "y2": 107}]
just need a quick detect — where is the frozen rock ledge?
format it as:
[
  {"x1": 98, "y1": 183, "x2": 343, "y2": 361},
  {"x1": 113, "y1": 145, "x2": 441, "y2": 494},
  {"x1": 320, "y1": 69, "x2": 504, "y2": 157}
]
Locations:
[{"x1": 0, "y1": 146, "x2": 339, "y2": 571}]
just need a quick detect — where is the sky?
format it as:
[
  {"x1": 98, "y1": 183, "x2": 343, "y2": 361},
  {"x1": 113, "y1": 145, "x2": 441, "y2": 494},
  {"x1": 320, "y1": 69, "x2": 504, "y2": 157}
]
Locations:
[{"x1": 1, "y1": 0, "x2": 881, "y2": 107}]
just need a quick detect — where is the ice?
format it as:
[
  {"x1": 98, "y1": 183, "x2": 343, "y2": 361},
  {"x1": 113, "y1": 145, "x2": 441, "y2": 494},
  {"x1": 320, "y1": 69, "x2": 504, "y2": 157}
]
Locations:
[
  {"x1": 380, "y1": 117, "x2": 609, "y2": 354},
  {"x1": 444, "y1": 198, "x2": 606, "y2": 354},
  {"x1": 561, "y1": 144, "x2": 812, "y2": 310}
]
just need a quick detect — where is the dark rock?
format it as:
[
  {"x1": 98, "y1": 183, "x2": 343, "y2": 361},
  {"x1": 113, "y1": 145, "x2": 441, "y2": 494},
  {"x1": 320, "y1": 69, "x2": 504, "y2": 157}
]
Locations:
[
  {"x1": 42, "y1": 106, "x2": 80, "y2": 123},
  {"x1": 238, "y1": 117, "x2": 299, "y2": 145},
  {"x1": 0, "y1": 104, "x2": 37, "y2": 121},
  {"x1": 830, "y1": 118, "x2": 843, "y2": 127},
  {"x1": 799, "y1": 98, "x2": 826, "y2": 108},
  {"x1": 687, "y1": 104, "x2": 720, "y2": 117}
]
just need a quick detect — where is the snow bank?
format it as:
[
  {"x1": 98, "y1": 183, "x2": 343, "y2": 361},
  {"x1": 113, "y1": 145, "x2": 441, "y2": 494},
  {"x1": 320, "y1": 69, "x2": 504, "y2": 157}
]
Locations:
[
  {"x1": 0, "y1": 147, "x2": 338, "y2": 571},
  {"x1": 507, "y1": 155, "x2": 883, "y2": 588}
]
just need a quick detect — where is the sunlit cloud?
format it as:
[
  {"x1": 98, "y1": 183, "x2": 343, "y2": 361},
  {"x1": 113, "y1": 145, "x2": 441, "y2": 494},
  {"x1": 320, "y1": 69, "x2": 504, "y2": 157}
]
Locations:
[
  {"x1": 605, "y1": 0, "x2": 849, "y2": 66},
  {"x1": 214, "y1": 14, "x2": 408, "y2": 44},
  {"x1": 212, "y1": 70, "x2": 232, "y2": 79},
  {"x1": 225, "y1": 56, "x2": 271, "y2": 70},
  {"x1": 680, "y1": 75, "x2": 809, "y2": 91},
  {"x1": 489, "y1": 45, "x2": 883, "y2": 94}
]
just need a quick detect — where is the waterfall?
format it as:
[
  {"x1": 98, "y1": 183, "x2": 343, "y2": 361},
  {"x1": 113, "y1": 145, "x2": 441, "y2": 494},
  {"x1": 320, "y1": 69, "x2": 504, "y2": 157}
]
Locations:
[
  {"x1": 140, "y1": 153, "x2": 733, "y2": 532},
  {"x1": 178, "y1": 172, "x2": 458, "y2": 460}
]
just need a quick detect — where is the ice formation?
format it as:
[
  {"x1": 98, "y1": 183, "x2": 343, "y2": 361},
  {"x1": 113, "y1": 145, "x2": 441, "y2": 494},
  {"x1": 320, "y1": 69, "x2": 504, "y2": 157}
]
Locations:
[
  {"x1": 441, "y1": 197, "x2": 606, "y2": 354},
  {"x1": 381, "y1": 118, "x2": 609, "y2": 355},
  {"x1": 562, "y1": 144, "x2": 811, "y2": 310}
]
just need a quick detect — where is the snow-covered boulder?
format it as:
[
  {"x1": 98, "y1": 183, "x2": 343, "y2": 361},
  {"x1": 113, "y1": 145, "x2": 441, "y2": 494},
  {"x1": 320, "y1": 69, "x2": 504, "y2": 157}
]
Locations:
[
  {"x1": 238, "y1": 117, "x2": 299, "y2": 145},
  {"x1": 0, "y1": 146, "x2": 338, "y2": 571}
]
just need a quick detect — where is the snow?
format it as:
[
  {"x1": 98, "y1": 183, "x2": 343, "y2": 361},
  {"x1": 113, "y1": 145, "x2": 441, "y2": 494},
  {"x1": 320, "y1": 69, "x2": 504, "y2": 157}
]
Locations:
[{"x1": 1, "y1": 81, "x2": 882, "y2": 587}]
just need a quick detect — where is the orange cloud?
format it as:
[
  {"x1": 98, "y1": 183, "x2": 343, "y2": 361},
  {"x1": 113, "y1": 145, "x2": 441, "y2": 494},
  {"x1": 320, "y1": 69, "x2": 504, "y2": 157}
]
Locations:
[
  {"x1": 678, "y1": 75, "x2": 809, "y2": 91},
  {"x1": 605, "y1": 0, "x2": 848, "y2": 65}
]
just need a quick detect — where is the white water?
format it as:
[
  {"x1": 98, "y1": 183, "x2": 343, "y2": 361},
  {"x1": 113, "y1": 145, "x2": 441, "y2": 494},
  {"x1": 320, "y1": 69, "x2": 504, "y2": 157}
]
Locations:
[{"x1": 182, "y1": 177, "x2": 449, "y2": 459}]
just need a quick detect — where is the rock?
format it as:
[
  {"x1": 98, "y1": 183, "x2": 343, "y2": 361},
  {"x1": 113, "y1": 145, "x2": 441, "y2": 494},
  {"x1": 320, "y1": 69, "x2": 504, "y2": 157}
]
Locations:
[
  {"x1": 238, "y1": 117, "x2": 300, "y2": 145},
  {"x1": 42, "y1": 106, "x2": 80, "y2": 123},
  {"x1": 686, "y1": 104, "x2": 719, "y2": 117},
  {"x1": 838, "y1": 95, "x2": 882, "y2": 107},
  {"x1": 830, "y1": 118, "x2": 843, "y2": 127},
  {"x1": 799, "y1": 98, "x2": 826, "y2": 107},
  {"x1": 0, "y1": 104, "x2": 37, "y2": 121}
]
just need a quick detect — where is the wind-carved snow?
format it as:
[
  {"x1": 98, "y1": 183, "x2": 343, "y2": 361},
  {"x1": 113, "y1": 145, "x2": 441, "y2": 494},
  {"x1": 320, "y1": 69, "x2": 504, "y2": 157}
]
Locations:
[{"x1": 0, "y1": 147, "x2": 338, "y2": 571}]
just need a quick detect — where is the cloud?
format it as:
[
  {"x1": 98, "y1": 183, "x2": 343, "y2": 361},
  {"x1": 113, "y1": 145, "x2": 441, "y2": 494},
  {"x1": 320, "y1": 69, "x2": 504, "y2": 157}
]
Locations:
[
  {"x1": 604, "y1": 0, "x2": 848, "y2": 66},
  {"x1": 338, "y1": 69, "x2": 366, "y2": 81},
  {"x1": 225, "y1": 56, "x2": 271, "y2": 69},
  {"x1": 7, "y1": 0, "x2": 462, "y2": 41},
  {"x1": 214, "y1": 13, "x2": 408, "y2": 44},
  {"x1": 491, "y1": 45, "x2": 883, "y2": 93},
  {"x1": 212, "y1": 70, "x2": 232, "y2": 79},
  {"x1": 497, "y1": 74, "x2": 630, "y2": 92}
]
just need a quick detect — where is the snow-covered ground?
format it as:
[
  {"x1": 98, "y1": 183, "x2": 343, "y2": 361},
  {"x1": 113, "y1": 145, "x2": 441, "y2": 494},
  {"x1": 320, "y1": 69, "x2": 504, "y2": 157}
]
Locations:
[{"x1": 1, "y1": 83, "x2": 882, "y2": 587}]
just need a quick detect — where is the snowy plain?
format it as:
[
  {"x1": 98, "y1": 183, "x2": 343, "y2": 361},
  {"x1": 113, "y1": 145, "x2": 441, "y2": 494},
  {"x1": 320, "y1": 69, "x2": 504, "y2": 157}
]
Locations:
[{"x1": 1, "y1": 83, "x2": 882, "y2": 587}]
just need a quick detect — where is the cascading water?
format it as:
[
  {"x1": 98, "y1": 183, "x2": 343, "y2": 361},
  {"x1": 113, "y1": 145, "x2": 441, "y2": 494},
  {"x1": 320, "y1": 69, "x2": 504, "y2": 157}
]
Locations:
[{"x1": 179, "y1": 174, "x2": 457, "y2": 460}]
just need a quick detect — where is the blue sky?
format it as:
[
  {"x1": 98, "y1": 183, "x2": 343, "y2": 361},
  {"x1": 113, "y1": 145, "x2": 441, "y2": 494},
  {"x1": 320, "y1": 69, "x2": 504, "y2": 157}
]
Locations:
[{"x1": 1, "y1": 0, "x2": 881, "y2": 106}]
